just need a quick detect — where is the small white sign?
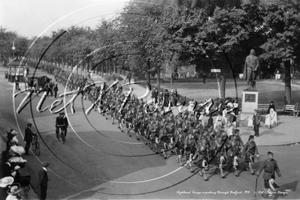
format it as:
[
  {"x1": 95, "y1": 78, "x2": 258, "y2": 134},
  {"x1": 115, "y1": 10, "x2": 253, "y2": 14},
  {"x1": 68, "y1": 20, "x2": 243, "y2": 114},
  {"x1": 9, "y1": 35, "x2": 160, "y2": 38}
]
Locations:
[{"x1": 211, "y1": 69, "x2": 221, "y2": 73}]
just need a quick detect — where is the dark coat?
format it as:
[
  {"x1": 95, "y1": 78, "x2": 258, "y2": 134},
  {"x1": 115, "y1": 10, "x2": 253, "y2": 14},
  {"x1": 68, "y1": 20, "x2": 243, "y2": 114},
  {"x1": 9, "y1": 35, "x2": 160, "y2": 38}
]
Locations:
[
  {"x1": 257, "y1": 159, "x2": 281, "y2": 180},
  {"x1": 24, "y1": 127, "x2": 35, "y2": 142},
  {"x1": 253, "y1": 113, "x2": 262, "y2": 126},
  {"x1": 56, "y1": 116, "x2": 65, "y2": 127},
  {"x1": 38, "y1": 169, "x2": 48, "y2": 187}
]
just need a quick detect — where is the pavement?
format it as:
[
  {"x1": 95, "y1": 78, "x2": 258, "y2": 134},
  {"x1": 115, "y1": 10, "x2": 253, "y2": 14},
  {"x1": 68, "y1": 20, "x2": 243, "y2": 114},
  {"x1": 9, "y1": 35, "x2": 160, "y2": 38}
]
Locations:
[{"x1": 0, "y1": 64, "x2": 299, "y2": 200}]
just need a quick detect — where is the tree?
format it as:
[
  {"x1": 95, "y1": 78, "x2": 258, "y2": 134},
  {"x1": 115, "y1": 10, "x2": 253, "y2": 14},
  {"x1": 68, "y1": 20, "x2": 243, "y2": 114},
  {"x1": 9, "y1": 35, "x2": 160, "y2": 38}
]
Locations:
[
  {"x1": 259, "y1": 1, "x2": 300, "y2": 104},
  {"x1": 0, "y1": 27, "x2": 17, "y2": 62}
]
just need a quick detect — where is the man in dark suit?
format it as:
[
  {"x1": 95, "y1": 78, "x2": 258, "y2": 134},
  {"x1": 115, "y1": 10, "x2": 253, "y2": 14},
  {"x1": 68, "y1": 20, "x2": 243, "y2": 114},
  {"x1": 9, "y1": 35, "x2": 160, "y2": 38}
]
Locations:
[
  {"x1": 37, "y1": 161, "x2": 50, "y2": 200},
  {"x1": 253, "y1": 110, "x2": 262, "y2": 137},
  {"x1": 63, "y1": 113, "x2": 69, "y2": 138},
  {"x1": 55, "y1": 113, "x2": 66, "y2": 141},
  {"x1": 24, "y1": 123, "x2": 37, "y2": 155}
]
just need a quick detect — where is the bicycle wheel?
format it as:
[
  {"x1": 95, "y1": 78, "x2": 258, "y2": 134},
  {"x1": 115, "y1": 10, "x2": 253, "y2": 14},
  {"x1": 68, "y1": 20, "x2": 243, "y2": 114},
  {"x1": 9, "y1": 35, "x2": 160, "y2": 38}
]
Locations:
[
  {"x1": 31, "y1": 141, "x2": 36, "y2": 151},
  {"x1": 35, "y1": 142, "x2": 40, "y2": 156}
]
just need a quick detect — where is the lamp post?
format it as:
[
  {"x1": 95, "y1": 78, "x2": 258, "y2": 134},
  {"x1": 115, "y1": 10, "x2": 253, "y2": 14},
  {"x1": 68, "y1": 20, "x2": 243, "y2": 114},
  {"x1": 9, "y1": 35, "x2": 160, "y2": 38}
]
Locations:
[{"x1": 12, "y1": 41, "x2": 16, "y2": 59}]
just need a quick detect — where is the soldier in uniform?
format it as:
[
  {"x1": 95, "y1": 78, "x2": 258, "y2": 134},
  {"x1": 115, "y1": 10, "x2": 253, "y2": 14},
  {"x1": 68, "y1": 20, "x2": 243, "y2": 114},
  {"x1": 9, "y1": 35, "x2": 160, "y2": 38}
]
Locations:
[
  {"x1": 174, "y1": 130, "x2": 185, "y2": 166},
  {"x1": 256, "y1": 151, "x2": 282, "y2": 198},
  {"x1": 227, "y1": 135, "x2": 243, "y2": 177},
  {"x1": 243, "y1": 135, "x2": 259, "y2": 175},
  {"x1": 191, "y1": 138, "x2": 209, "y2": 181}
]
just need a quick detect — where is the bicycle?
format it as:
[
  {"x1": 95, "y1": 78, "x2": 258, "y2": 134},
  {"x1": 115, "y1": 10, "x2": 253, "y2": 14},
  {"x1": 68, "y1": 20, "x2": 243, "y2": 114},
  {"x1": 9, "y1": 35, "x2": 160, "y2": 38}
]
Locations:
[
  {"x1": 56, "y1": 125, "x2": 66, "y2": 144},
  {"x1": 31, "y1": 135, "x2": 40, "y2": 156}
]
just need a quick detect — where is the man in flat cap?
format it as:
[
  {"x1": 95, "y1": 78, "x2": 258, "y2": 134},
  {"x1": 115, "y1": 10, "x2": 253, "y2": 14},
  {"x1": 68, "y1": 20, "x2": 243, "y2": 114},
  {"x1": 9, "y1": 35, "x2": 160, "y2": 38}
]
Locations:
[
  {"x1": 256, "y1": 151, "x2": 282, "y2": 198},
  {"x1": 37, "y1": 161, "x2": 50, "y2": 200},
  {"x1": 24, "y1": 123, "x2": 37, "y2": 155}
]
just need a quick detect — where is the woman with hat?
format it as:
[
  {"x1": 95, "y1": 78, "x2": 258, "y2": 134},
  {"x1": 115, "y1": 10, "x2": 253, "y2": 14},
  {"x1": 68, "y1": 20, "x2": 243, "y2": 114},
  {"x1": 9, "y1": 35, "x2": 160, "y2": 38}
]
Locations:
[{"x1": 6, "y1": 185, "x2": 21, "y2": 200}]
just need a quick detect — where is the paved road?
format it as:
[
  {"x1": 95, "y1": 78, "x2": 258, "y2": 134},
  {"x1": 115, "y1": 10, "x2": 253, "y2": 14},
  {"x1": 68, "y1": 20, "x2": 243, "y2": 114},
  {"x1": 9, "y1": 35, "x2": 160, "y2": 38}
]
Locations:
[{"x1": 0, "y1": 65, "x2": 299, "y2": 200}]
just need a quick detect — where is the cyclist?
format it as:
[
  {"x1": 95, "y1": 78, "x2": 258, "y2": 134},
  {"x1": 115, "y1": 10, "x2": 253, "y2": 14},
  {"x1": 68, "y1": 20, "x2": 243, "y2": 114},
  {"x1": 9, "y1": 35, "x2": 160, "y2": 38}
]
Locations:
[{"x1": 55, "y1": 112, "x2": 67, "y2": 143}]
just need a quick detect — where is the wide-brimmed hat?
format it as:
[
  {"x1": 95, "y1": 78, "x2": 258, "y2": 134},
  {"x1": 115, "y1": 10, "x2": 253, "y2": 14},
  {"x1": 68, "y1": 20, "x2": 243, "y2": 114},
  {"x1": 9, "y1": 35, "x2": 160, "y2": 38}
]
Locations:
[
  {"x1": 27, "y1": 123, "x2": 32, "y2": 127},
  {"x1": 11, "y1": 130, "x2": 18, "y2": 135},
  {"x1": 0, "y1": 176, "x2": 14, "y2": 187},
  {"x1": 8, "y1": 185, "x2": 21, "y2": 195},
  {"x1": 42, "y1": 161, "x2": 50, "y2": 168}
]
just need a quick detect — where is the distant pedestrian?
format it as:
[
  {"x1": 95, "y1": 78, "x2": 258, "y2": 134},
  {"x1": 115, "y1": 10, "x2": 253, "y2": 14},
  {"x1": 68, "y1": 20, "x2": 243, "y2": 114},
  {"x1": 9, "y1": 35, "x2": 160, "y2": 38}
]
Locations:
[
  {"x1": 253, "y1": 110, "x2": 262, "y2": 137},
  {"x1": 256, "y1": 151, "x2": 282, "y2": 198},
  {"x1": 15, "y1": 77, "x2": 20, "y2": 91},
  {"x1": 24, "y1": 123, "x2": 37, "y2": 155},
  {"x1": 37, "y1": 161, "x2": 50, "y2": 200},
  {"x1": 53, "y1": 82, "x2": 58, "y2": 98},
  {"x1": 126, "y1": 73, "x2": 131, "y2": 84},
  {"x1": 151, "y1": 88, "x2": 158, "y2": 103},
  {"x1": 203, "y1": 73, "x2": 207, "y2": 84},
  {"x1": 49, "y1": 81, "x2": 54, "y2": 97}
]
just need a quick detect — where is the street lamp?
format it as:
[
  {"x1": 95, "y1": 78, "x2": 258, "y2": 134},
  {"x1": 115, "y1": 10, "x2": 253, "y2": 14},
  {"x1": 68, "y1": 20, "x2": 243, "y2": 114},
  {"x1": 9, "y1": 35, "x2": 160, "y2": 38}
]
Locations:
[{"x1": 12, "y1": 40, "x2": 16, "y2": 59}]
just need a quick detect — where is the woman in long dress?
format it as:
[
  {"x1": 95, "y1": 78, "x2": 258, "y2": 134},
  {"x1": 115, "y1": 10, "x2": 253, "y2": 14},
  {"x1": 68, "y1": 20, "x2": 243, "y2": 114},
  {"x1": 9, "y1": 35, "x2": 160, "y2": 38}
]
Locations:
[{"x1": 265, "y1": 108, "x2": 277, "y2": 129}]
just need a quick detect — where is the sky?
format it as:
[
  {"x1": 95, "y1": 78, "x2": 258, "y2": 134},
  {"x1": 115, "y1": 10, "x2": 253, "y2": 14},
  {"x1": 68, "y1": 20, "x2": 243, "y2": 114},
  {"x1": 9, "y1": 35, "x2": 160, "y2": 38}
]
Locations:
[{"x1": 0, "y1": 0, "x2": 131, "y2": 38}]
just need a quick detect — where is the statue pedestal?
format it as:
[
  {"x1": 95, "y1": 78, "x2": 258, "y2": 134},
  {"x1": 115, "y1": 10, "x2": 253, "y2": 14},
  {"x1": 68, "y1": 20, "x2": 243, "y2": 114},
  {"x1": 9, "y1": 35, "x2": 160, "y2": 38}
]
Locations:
[{"x1": 240, "y1": 90, "x2": 258, "y2": 127}]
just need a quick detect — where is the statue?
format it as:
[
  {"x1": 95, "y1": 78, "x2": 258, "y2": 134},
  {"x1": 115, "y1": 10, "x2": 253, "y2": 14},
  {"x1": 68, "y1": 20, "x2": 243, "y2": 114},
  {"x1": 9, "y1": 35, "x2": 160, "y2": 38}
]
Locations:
[{"x1": 243, "y1": 49, "x2": 259, "y2": 90}]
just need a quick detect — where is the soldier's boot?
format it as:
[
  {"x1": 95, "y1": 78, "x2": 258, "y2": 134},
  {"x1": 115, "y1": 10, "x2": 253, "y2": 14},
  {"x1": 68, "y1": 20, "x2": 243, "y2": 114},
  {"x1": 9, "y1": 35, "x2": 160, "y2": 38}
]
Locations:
[
  {"x1": 233, "y1": 156, "x2": 239, "y2": 177},
  {"x1": 266, "y1": 188, "x2": 273, "y2": 197},
  {"x1": 162, "y1": 150, "x2": 167, "y2": 159},
  {"x1": 219, "y1": 164, "x2": 225, "y2": 178},
  {"x1": 249, "y1": 163, "x2": 254, "y2": 175}
]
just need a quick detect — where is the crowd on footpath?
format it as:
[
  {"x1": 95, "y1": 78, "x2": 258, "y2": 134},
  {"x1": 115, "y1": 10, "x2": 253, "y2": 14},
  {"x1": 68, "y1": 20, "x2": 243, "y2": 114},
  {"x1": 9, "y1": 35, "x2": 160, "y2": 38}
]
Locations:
[
  {"x1": 1, "y1": 123, "x2": 50, "y2": 200},
  {"x1": 2, "y1": 60, "x2": 282, "y2": 199}
]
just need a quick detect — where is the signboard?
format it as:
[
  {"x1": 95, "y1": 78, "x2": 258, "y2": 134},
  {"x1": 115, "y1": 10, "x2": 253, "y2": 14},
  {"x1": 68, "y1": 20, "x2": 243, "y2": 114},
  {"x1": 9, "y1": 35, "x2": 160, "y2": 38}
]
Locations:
[{"x1": 211, "y1": 69, "x2": 221, "y2": 73}]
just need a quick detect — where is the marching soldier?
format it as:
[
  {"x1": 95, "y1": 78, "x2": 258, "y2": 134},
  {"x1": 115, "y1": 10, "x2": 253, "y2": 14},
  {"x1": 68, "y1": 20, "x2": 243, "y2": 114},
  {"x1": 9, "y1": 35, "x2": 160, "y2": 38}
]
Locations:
[
  {"x1": 243, "y1": 135, "x2": 259, "y2": 175},
  {"x1": 227, "y1": 135, "x2": 243, "y2": 177},
  {"x1": 256, "y1": 151, "x2": 282, "y2": 198}
]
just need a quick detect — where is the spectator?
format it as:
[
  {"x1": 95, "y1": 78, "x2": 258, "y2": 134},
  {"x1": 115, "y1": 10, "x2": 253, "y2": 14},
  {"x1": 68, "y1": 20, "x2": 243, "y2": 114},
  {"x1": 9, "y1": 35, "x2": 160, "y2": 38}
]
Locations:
[
  {"x1": 24, "y1": 123, "x2": 37, "y2": 155},
  {"x1": 164, "y1": 89, "x2": 170, "y2": 107},
  {"x1": 53, "y1": 82, "x2": 58, "y2": 98},
  {"x1": 6, "y1": 185, "x2": 21, "y2": 200},
  {"x1": 6, "y1": 129, "x2": 18, "y2": 154},
  {"x1": 253, "y1": 110, "x2": 262, "y2": 137},
  {"x1": 203, "y1": 73, "x2": 207, "y2": 84},
  {"x1": 15, "y1": 77, "x2": 20, "y2": 91},
  {"x1": 267, "y1": 101, "x2": 276, "y2": 114},
  {"x1": 37, "y1": 161, "x2": 50, "y2": 200},
  {"x1": 49, "y1": 81, "x2": 54, "y2": 97},
  {"x1": 151, "y1": 88, "x2": 158, "y2": 103}
]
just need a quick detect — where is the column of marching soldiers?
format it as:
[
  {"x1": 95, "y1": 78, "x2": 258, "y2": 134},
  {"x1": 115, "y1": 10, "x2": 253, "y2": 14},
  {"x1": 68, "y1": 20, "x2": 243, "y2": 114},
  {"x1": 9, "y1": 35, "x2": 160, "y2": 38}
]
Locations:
[{"x1": 25, "y1": 60, "x2": 260, "y2": 182}]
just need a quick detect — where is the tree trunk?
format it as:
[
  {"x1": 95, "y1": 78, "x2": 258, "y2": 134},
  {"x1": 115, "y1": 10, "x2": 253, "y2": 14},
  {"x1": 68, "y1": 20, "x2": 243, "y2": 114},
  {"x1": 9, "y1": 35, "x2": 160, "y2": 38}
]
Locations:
[
  {"x1": 157, "y1": 67, "x2": 160, "y2": 89},
  {"x1": 219, "y1": 73, "x2": 226, "y2": 99},
  {"x1": 147, "y1": 60, "x2": 151, "y2": 84},
  {"x1": 284, "y1": 61, "x2": 292, "y2": 104}
]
